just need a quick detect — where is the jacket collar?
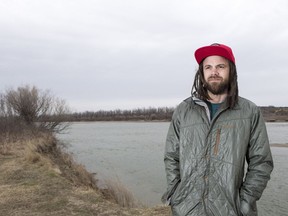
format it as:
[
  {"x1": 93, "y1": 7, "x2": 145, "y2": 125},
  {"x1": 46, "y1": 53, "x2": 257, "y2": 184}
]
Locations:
[{"x1": 189, "y1": 96, "x2": 241, "y2": 110}]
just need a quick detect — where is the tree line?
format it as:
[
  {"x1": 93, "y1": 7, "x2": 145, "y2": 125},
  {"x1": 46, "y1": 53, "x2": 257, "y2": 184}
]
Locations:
[
  {"x1": 69, "y1": 107, "x2": 175, "y2": 122},
  {"x1": 69, "y1": 106, "x2": 288, "y2": 122}
]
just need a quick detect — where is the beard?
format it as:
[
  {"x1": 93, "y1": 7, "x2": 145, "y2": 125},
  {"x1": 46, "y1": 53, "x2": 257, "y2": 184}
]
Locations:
[{"x1": 204, "y1": 76, "x2": 229, "y2": 95}]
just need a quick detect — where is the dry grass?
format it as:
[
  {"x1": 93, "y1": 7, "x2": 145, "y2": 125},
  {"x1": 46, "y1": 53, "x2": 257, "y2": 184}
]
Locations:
[
  {"x1": 0, "y1": 130, "x2": 171, "y2": 215},
  {"x1": 0, "y1": 134, "x2": 12, "y2": 155},
  {"x1": 102, "y1": 178, "x2": 142, "y2": 208}
]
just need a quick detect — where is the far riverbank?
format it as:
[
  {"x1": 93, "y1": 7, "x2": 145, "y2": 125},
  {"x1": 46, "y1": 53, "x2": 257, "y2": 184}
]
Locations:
[{"x1": 63, "y1": 106, "x2": 288, "y2": 122}]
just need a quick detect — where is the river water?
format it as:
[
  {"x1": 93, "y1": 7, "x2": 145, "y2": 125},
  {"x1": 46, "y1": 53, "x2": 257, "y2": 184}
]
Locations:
[{"x1": 58, "y1": 122, "x2": 288, "y2": 215}]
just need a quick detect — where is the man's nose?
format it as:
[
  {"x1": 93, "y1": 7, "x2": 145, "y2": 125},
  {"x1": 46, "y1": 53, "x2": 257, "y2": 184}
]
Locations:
[{"x1": 211, "y1": 67, "x2": 219, "y2": 75}]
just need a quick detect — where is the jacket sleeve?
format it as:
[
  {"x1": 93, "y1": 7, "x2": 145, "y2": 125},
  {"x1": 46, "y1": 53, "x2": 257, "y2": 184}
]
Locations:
[
  {"x1": 240, "y1": 108, "x2": 274, "y2": 215},
  {"x1": 161, "y1": 108, "x2": 181, "y2": 205}
]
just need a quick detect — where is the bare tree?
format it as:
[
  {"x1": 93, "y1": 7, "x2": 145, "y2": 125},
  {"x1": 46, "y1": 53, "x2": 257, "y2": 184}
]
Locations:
[{"x1": 4, "y1": 85, "x2": 71, "y2": 133}]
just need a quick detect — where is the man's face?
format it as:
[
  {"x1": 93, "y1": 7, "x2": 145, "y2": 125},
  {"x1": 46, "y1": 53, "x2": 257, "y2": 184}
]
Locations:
[{"x1": 202, "y1": 55, "x2": 230, "y2": 95}]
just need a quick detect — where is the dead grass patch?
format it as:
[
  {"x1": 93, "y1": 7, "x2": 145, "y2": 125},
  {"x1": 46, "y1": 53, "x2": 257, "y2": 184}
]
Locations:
[
  {"x1": 102, "y1": 178, "x2": 143, "y2": 208},
  {"x1": 0, "y1": 140, "x2": 12, "y2": 155}
]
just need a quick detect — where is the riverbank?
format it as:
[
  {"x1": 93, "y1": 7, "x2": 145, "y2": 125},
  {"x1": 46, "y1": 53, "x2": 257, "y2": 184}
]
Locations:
[
  {"x1": 68, "y1": 106, "x2": 288, "y2": 122},
  {"x1": 270, "y1": 143, "x2": 288, "y2": 147},
  {"x1": 0, "y1": 132, "x2": 170, "y2": 216}
]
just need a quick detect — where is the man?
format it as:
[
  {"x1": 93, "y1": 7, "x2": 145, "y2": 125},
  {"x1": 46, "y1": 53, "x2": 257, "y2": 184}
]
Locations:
[{"x1": 162, "y1": 43, "x2": 273, "y2": 216}]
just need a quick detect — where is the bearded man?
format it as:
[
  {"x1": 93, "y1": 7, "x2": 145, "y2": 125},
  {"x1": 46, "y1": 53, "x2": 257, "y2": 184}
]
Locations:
[{"x1": 162, "y1": 43, "x2": 273, "y2": 216}]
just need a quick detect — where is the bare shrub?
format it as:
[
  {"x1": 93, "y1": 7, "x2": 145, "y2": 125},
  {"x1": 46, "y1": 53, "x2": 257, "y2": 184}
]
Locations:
[
  {"x1": 3, "y1": 85, "x2": 71, "y2": 133},
  {"x1": 0, "y1": 115, "x2": 32, "y2": 155}
]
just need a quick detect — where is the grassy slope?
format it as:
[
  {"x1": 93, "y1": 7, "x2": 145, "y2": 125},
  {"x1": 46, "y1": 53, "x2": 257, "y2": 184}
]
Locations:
[{"x1": 0, "y1": 133, "x2": 170, "y2": 216}]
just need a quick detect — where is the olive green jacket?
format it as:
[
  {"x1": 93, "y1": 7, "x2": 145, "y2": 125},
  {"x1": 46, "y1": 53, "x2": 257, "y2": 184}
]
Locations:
[{"x1": 162, "y1": 96, "x2": 273, "y2": 216}]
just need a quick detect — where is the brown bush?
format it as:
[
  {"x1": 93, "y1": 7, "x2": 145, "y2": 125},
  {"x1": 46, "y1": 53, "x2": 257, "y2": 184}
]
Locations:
[{"x1": 2, "y1": 85, "x2": 70, "y2": 133}]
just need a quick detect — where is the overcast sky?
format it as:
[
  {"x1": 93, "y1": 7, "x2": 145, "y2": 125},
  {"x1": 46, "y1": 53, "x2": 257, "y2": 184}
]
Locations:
[{"x1": 1, "y1": 0, "x2": 287, "y2": 112}]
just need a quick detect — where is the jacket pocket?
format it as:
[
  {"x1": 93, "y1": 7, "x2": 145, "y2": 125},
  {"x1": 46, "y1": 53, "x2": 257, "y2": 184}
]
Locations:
[
  {"x1": 170, "y1": 180, "x2": 190, "y2": 206},
  {"x1": 161, "y1": 179, "x2": 180, "y2": 205},
  {"x1": 170, "y1": 181, "x2": 183, "y2": 206},
  {"x1": 214, "y1": 128, "x2": 221, "y2": 155}
]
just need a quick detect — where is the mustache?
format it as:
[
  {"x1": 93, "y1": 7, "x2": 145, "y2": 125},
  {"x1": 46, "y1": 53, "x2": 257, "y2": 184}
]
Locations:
[
  {"x1": 208, "y1": 75, "x2": 222, "y2": 79},
  {"x1": 203, "y1": 75, "x2": 223, "y2": 88}
]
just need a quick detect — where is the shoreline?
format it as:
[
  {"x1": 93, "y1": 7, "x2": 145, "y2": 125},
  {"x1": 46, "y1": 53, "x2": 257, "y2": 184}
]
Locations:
[{"x1": 270, "y1": 143, "x2": 288, "y2": 148}]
